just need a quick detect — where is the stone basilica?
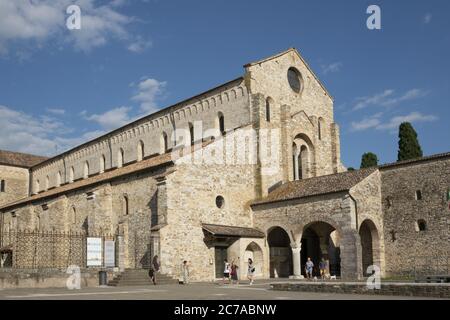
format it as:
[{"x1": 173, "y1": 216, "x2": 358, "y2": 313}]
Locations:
[{"x1": 1, "y1": 48, "x2": 449, "y2": 282}]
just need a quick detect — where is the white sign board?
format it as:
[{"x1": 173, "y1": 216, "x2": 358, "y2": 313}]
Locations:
[
  {"x1": 87, "y1": 237, "x2": 102, "y2": 267},
  {"x1": 104, "y1": 240, "x2": 115, "y2": 268}
]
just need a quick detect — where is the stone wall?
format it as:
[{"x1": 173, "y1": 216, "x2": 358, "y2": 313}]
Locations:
[
  {"x1": 0, "y1": 164, "x2": 29, "y2": 208},
  {"x1": 29, "y1": 78, "x2": 250, "y2": 194},
  {"x1": 158, "y1": 129, "x2": 260, "y2": 281},
  {"x1": 1, "y1": 168, "x2": 167, "y2": 270},
  {"x1": 380, "y1": 156, "x2": 450, "y2": 277}
]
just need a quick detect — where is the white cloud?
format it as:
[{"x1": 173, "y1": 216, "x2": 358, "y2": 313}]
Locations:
[
  {"x1": 0, "y1": 0, "x2": 143, "y2": 54},
  {"x1": 84, "y1": 106, "x2": 133, "y2": 131},
  {"x1": 423, "y1": 13, "x2": 432, "y2": 24},
  {"x1": 353, "y1": 89, "x2": 428, "y2": 110},
  {"x1": 127, "y1": 37, "x2": 152, "y2": 53},
  {"x1": 376, "y1": 112, "x2": 437, "y2": 130},
  {"x1": 131, "y1": 77, "x2": 167, "y2": 113},
  {"x1": 350, "y1": 113, "x2": 382, "y2": 131},
  {"x1": 0, "y1": 104, "x2": 95, "y2": 156},
  {"x1": 351, "y1": 111, "x2": 437, "y2": 132},
  {"x1": 321, "y1": 62, "x2": 343, "y2": 75}
]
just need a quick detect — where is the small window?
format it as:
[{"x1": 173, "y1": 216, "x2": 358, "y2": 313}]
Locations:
[
  {"x1": 416, "y1": 219, "x2": 427, "y2": 232},
  {"x1": 189, "y1": 123, "x2": 194, "y2": 146},
  {"x1": 218, "y1": 112, "x2": 225, "y2": 135},
  {"x1": 0, "y1": 180, "x2": 5, "y2": 192},
  {"x1": 118, "y1": 148, "x2": 124, "y2": 168},
  {"x1": 415, "y1": 190, "x2": 422, "y2": 200},
  {"x1": 287, "y1": 67, "x2": 302, "y2": 93},
  {"x1": 265, "y1": 98, "x2": 272, "y2": 122},
  {"x1": 123, "y1": 195, "x2": 129, "y2": 215},
  {"x1": 215, "y1": 195, "x2": 225, "y2": 209}
]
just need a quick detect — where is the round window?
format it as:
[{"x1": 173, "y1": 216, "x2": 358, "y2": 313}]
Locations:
[
  {"x1": 215, "y1": 196, "x2": 225, "y2": 209},
  {"x1": 287, "y1": 67, "x2": 302, "y2": 93}
]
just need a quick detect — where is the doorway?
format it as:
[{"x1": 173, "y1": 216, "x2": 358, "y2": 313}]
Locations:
[{"x1": 215, "y1": 246, "x2": 228, "y2": 278}]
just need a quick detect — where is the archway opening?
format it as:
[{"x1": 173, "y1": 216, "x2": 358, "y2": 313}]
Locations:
[
  {"x1": 267, "y1": 227, "x2": 292, "y2": 278},
  {"x1": 359, "y1": 219, "x2": 381, "y2": 276},
  {"x1": 244, "y1": 242, "x2": 263, "y2": 278},
  {"x1": 301, "y1": 222, "x2": 341, "y2": 277}
]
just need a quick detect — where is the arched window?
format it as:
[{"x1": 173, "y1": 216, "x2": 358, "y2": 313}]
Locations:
[
  {"x1": 0, "y1": 180, "x2": 5, "y2": 192},
  {"x1": 416, "y1": 219, "x2": 427, "y2": 232},
  {"x1": 45, "y1": 175, "x2": 49, "y2": 190},
  {"x1": 265, "y1": 98, "x2": 272, "y2": 122},
  {"x1": 117, "y1": 148, "x2": 124, "y2": 168},
  {"x1": 36, "y1": 180, "x2": 40, "y2": 193},
  {"x1": 99, "y1": 155, "x2": 106, "y2": 173},
  {"x1": 318, "y1": 117, "x2": 324, "y2": 140},
  {"x1": 189, "y1": 123, "x2": 194, "y2": 146},
  {"x1": 123, "y1": 195, "x2": 129, "y2": 215},
  {"x1": 56, "y1": 171, "x2": 61, "y2": 187},
  {"x1": 83, "y1": 161, "x2": 89, "y2": 178},
  {"x1": 293, "y1": 143, "x2": 309, "y2": 180},
  {"x1": 161, "y1": 132, "x2": 168, "y2": 153},
  {"x1": 137, "y1": 140, "x2": 144, "y2": 162},
  {"x1": 217, "y1": 112, "x2": 225, "y2": 135},
  {"x1": 69, "y1": 167, "x2": 74, "y2": 183}
]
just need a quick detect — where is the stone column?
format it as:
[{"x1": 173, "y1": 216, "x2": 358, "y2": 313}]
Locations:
[{"x1": 289, "y1": 244, "x2": 304, "y2": 279}]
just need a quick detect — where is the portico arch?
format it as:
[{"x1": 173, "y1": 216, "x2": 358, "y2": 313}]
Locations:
[
  {"x1": 267, "y1": 226, "x2": 292, "y2": 278},
  {"x1": 244, "y1": 242, "x2": 264, "y2": 278},
  {"x1": 301, "y1": 221, "x2": 341, "y2": 277},
  {"x1": 359, "y1": 219, "x2": 381, "y2": 276}
]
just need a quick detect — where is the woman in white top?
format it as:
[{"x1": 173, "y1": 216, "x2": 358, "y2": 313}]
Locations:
[
  {"x1": 223, "y1": 259, "x2": 231, "y2": 284},
  {"x1": 247, "y1": 258, "x2": 255, "y2": 285}
]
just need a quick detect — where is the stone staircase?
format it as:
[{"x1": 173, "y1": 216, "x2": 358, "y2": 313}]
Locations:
[{"x1": 108, "y1": 269, "x2": 178, "y2": 286}]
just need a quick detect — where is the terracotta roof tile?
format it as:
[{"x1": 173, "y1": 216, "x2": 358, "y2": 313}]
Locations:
[
  {"x1": 202, "y1": 223, "x2": 265, "y2": 238},
  {"x1": 252, "y1": 168, "x2": 377, "y2": 206},
  {"x1": 0, "y1": 150, "x2": 48, "y2": 168}
]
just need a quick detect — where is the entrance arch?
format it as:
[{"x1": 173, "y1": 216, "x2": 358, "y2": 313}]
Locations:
[
  {"x1": 244, "y1": 242, "x2": 263, "y2": 278},
  {"x1": 301, "y1": 221, "x2": 341, "y2": 277},
  {"x1": 267, "y1": 227, "x2": 292, "y2": 278},
  {"x1": 359, "y1": 219, "x2": 381, "y2": 276}
]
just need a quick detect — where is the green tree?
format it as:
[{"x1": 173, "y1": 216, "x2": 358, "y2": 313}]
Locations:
[
  {"x1": 360, "y1": 152, "x2": 378, "y2": 168},
  {"x1": 347, "y1": 167, "x2": 355, "y2": 171},
  {"x1": 397, "y1": 122, "x2": 423, "y2": 161}
]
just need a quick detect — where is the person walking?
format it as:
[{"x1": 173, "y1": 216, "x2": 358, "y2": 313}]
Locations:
[
  {"x1": 148, "y1": 266, "x2": 156, "y2": 285},
  {"x1": 319, "y1": 258, "x2": 327, "y2": 280},
  {"x1": 181, "y1": 260, "x2": 190, "y2": 285},
  {"x1": 247, "y1": 258, "x2": 255, "y2": 285},
  {"x1": 305, "y1": 257, "x2": 314, "y2": 280},
  {"x1": 151, "y1": 255, "x2": 160, "y2": 284},
  {"x1": 230, "y1": 260, "x2": 239, "y2": 285},
  {"x1": 223, "y1": 259, "x2": 231, "y2": 284}
]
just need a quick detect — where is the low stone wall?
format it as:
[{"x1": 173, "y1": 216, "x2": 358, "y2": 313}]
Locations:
[
  {"x1": 0, "y1": 269, "x2": 116, "y2": 289},
  {"x1": 270, "y1": 281, "x2": 450, "y2": 299}
]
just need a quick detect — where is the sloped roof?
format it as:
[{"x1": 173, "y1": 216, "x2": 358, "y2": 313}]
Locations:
[
  {"x1": 0, "y1": 150, "x2": 48, "y2": 168},
  {"x1": 252, "y1": 168, "x2": 377, "y2": 206},
  {"x1": 202, "y1": 223, "x2": 265, "y2": 238},
  {"x1": 0, "y1": 152, "x2": 174, "y2": 212},
  {"x1": 379, "y1": 152, "x2": 450, "y2": 170}
]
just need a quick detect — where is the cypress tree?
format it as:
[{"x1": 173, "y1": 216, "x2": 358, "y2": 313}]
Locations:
[
  {"x1": 397, "y1": 122, "x2": 423, "y2": 161},
  {"x1": 360, "y1": 152, "x2": 378, "y2": 168}
]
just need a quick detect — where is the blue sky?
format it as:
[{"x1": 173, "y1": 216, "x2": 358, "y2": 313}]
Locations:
[{"x1": 0, "y1": 0, "x2": 449, "y2": 168}]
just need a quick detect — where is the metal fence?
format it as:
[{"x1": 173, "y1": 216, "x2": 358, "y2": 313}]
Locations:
[{"x1": 0, "y1": 230, "x2": 114, "y2": 269}]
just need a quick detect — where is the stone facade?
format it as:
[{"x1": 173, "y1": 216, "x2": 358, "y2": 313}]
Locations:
[
  {"x1": 380, "y1": 156, "x2": 450, "y2": 277},
  {"x1": 0, "y1": 48, "x2": 449, "y2": 283},
  {"x1": 0, "y1": 165, "x2": 29, "y2": 208}
]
